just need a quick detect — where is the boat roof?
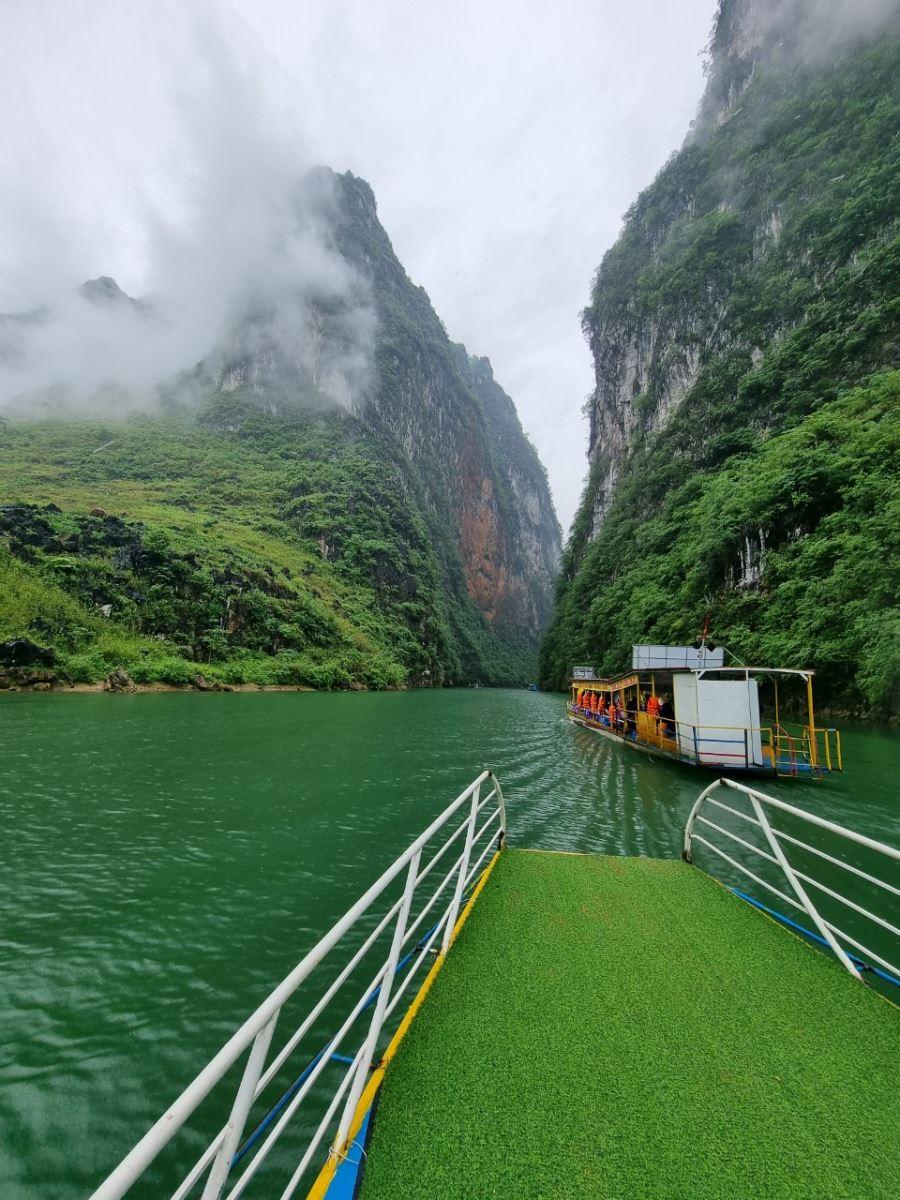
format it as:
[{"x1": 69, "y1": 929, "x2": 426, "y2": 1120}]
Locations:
[{"x1": 572, "y1": 665, "x2": 814, "y2": 683}]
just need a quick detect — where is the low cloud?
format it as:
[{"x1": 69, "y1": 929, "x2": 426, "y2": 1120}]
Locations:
[{"x1": 0, "y1": 2, "x2": 373, "y2": 417}]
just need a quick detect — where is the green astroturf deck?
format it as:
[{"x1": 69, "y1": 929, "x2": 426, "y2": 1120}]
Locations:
[{"x1": 358, "y1": 850, "x2": 898, "y2": 1200}]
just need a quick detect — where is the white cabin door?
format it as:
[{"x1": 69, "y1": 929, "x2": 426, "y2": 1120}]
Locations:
[{"x1": 695, "y1": 679, "x2": 763, "y2": 767}]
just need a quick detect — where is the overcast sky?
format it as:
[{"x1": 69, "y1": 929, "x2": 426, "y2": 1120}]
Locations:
[{"x1": 0, "y1": 0, "x2": 715, "y2": 532}]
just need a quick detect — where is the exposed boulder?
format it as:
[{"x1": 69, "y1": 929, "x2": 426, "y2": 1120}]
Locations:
[
  {"x1": 191, "y1": 674, "x2": 225, "y2": 691},
  {"x1": 104, "y1": 667, "x2": 136, "y2": 693},
  {"x1": 0, "y1": 638, "x2": 56, "y2": 667}
]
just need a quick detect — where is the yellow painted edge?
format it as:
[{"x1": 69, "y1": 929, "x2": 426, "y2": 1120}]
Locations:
[{"x1": 304, "y1": 848, "x2": 503, "y2": 1200}]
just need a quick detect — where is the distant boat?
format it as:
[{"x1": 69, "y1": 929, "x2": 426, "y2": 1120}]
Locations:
[{"x1": 569, "y1": 644, "x2": 842, "y2": 779}]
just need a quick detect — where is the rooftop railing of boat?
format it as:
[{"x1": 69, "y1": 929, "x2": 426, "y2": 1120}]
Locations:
[
  {"x1": 684, "y1": 778, "x2": 899, "y2": 985},
  {"x1": 89, "y1": 769, "x2": 506, "y2": 1200}
]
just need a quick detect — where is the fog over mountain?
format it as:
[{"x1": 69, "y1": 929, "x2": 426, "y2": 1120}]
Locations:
[
  {"x1": 0, "y1": 0, "x2": 721, "y2": 529},
  {"x1": 0, "y1": 11, "x2": 375, "y2": 417}
]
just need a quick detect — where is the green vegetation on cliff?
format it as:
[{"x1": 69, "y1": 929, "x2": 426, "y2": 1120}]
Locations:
[
  {"x1": 0, "y1": 402, "x2": 537, "y2": 688},
  {"x1": 542, "y1": 34, "x2": 900, "y2": 713},
  {"x1": 1, "y1": 171, "x2": 560, "y2": 691}
]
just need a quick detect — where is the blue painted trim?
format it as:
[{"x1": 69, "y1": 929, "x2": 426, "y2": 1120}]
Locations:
[
  {"x1": 325, "y1": 1106, "x2": 373, "y2": 1200},
  {"x1": 730, "y1": 888, "x2": 900, "y2": 988},
  {"x1": 231, "y1": 867, "x2": 492, "y2": 1173}
]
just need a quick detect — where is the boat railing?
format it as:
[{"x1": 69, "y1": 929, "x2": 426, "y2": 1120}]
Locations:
[
  {"x1": 684, "y1": 778, "x2": 899, "y2": 984},
  {"x1": 569, "y1": 702, "x2": 776, "y2": 770},
  {"x1": 89, "y1": 770, "x2": 506, "y2": 1200},
  {"x1": 569, "y1": 702, "x2": 842, "y2": 775}
]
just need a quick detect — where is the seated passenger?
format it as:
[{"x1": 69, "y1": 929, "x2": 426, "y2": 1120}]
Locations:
[{"x1": 659, "y1": 695, "x2": 675, "y2": 737}]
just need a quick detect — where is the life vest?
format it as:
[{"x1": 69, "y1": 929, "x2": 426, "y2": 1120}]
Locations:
[{"x1": 647, "y1": 695, "x2": 660, "y2": 716}]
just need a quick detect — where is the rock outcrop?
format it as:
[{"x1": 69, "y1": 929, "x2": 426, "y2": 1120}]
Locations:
[
  {"x1": 197, "y1": 169, "x2": 561, "y2": 651},
  {"x1": 580, "y1": 0, "x2": 900, "y2": 539}
]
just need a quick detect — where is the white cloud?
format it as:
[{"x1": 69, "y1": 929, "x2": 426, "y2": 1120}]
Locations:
[{"x1": 0, "y1": 0, "x2": 716, "y2": 528}]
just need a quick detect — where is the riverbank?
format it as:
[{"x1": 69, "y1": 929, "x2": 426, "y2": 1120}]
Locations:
[{"x1": 0, "y1": 679, "x2": 319, "y2": 693}]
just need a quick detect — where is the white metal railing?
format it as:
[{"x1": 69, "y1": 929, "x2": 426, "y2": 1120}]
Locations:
[
  {"x1": 89, "y1": 770, "x2": 506, "y2": 1200},
  {"x1": 684, "y1": 778, "x2": 900, "y2": 983}
]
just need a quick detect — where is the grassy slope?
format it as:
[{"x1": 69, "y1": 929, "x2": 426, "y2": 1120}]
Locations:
[
  {"x1": 541, "y1": 38, "x2": 900, "y2": 712},
  {"x1": 360, "y1": 850, "x2": 897, "y2": 1199},
  {"x1": 0, "y1": 406, "x2": 536, "y2": 687}
]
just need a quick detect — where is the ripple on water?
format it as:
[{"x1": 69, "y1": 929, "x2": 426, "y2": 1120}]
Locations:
[{"x1": 0, "y1": 690, "x2": 897, "y2": 1199}]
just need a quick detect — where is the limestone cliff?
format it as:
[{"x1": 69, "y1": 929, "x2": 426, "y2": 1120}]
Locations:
[
  {"x1": 542, "y1": 0, "x2": 900, "y2": 712},
  {"x1": 199, "y1": 171, "x2": 561, "y2": 653},
  {"x1": 582, "y1": 0, "x2": 900, "y2": 538},
  {"x1": 333, "y1": 175, "x2": 561, "y2": 643},
  {"x1": 1, "y1": 172, "x2": 560, "y2": 688}
]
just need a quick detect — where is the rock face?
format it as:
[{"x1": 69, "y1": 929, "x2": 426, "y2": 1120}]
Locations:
[
  {"x1": 0, "y1": 638, "x2": 55, "y2": 668},
  {"x1": 203, "y1": 170, "x2": 561, "y2": 649},
  {"x1": 1, "y1": 175, "x2": 560, "y2": 688},
  {"x1": 582, "y1": 0, "x2": 900, "y2": 536},
  {"x1": 0, "y1": 639, "x2": 57, "y2": 689},
  {"x1": 541, "y1": 0, "x2": 900, "y2": 711}
]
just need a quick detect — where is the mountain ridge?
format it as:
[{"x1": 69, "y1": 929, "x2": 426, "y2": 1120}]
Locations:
[{"x1": 0, "y1": 171, "x2": 561, "y2": 690}]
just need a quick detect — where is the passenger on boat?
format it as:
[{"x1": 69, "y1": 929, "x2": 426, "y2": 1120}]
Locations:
[
  {"x1": 597, "y1": 695, "x2": 607, "y2": 717},
  {"x1": 646, "y1": 693, "x2": 660, "y2": 719},
  {"x1": 659, "y1": 695, "x2": 675, "y2": 738}
]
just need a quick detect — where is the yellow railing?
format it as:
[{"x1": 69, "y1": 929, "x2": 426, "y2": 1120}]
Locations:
[
  {"x1": 569, "y1": 703, "x2": 777, "y2": 768},
  {"x1": 569, "y1": 703, "x2": 843, "y2": 776}
]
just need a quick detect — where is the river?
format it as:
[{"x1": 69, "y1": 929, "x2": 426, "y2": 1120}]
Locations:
[{"x1": 1, "y1": 689, "x2": 897, "y2": 1197}]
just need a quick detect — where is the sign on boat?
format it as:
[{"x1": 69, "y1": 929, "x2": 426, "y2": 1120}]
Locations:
[{"x1": 569, "y1": 644, "x2": 843, "y2": 778}]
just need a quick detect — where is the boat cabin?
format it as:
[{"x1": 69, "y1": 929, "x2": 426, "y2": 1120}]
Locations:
[{"x1": 569, "y1": 646, "x2": 842, "y2": 778}]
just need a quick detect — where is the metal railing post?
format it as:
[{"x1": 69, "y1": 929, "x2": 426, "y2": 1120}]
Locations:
[
  {"x1": 333, "y1": 847, "x2": 421, "y2": 1155},
  {"x1": 744, "y1": 792, "x2": 862, "y2": 980},
  {"x1": 492, "y1": 773, "x2": 507, "y2": 849},
  {"x1": 200, "y1": 1012, "x2": 278, "y2": 1200},
  {"x1": 89, "y1": 771, "x2": 502, "y2": 1200},
  {"x1": 682, "y1": 780, "x2": 718, "y2": 862},
  {"x1": 441, "y1": 784, "x2": 480, "y2": 954}
]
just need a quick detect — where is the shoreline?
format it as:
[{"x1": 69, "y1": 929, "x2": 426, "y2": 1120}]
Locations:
[
  {"x1": 0, "y1": 681, "x2": 893, "y2": 719},
  {"x1": 0, "y1": 680, "x2": 320, "y2": 694}
]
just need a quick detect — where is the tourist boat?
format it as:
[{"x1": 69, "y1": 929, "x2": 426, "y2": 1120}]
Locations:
[{"x1": 568, "y1": 644, "x2": 843, "y2": 777}]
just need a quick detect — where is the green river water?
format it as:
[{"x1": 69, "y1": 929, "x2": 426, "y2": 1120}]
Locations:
[{"x1": 1, "y1": 689, "x2": 897, "y2": 1198}]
